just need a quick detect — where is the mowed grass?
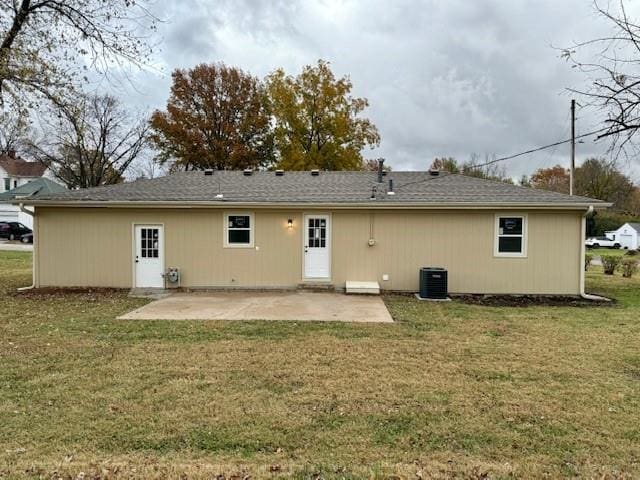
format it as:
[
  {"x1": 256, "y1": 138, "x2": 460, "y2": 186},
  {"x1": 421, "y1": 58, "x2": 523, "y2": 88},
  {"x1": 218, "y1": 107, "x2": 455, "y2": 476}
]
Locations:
[
  {"x1": 1, "y1": 251, "x2": 639, "y2": 479},
  {"x1": 588, "y1": 247, "x2": 629, "y2": 258}
]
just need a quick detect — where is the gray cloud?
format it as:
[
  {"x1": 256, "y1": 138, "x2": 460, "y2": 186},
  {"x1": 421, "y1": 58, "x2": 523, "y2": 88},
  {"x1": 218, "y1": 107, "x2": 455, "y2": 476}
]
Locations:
[{"x1": 118, "y1": 0, "x2": 639, "y2": 181}]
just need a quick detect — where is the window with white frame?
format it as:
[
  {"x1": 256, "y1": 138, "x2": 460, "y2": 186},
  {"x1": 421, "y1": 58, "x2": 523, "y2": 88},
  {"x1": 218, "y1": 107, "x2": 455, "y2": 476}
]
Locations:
[
  {"x1": 224, "y1": 213, "x2": 253, "y2": 247},
  {"x1": 495, "y1": 215, "x2": 526, "y2": 256}
]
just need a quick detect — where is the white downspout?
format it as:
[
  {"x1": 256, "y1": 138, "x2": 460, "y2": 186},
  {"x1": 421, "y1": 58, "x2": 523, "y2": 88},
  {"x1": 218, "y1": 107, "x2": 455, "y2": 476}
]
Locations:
[
  {"x1": 580, "y1": 205, "x2": 608, "y2": 301},
  {"x1": 17, "y1": 203, "x2": 35, "y2": 291}
]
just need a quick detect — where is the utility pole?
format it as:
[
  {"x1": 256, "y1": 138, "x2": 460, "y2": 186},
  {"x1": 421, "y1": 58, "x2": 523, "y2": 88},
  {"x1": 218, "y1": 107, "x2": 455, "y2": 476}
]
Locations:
[{"x1": 570, "y1": 99, "x2": 575, "y2": 196}]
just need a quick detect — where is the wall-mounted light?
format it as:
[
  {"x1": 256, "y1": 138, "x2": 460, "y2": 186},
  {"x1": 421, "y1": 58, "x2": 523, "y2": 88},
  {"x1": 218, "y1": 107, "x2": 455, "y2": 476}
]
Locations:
[{"x1": 287, "y1": 219, "x2": 293, "y2": 229}]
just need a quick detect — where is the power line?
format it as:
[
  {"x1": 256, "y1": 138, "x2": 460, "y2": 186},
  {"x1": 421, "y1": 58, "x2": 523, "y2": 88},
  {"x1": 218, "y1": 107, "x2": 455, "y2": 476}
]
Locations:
[{"x1": 466, "y1": 120, "x2": 634, "y2": 171}]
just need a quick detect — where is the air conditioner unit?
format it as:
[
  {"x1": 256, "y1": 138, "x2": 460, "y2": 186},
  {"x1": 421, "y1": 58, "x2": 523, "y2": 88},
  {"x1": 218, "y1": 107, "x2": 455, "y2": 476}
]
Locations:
[{"x1": 418, "y1": 267, "x2": 448, "y2": 300}]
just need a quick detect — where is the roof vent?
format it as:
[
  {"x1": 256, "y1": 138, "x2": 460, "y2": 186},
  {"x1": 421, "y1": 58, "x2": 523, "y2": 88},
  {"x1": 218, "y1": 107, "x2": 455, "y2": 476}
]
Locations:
[
  {"x1": 275, "y1": 169, "x2": 284, "y2": 176},
  {"x1": 204, "y1": 169, "x2": 214, "y2": 176},
  {"x1": 243, "y1": 168, "x2": 253, "y2": 176},
  {"x1": 387, "y1": 178, "x2": 395, "y2": 195},
  {"x1": 429, "y1": 168, "x2": 440, "y2": 176},
  {"x1": 311, "y1": 169, "x2": 320, "y2": 176}
]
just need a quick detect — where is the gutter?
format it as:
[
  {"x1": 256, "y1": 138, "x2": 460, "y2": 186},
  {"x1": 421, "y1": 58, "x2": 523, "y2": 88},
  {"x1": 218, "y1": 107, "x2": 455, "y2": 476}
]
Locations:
[
  {"x1": 579, "y1": 205, "x2": 610, "y2": 301},
  {"x1": 11, "y1": 199, "x2": 614, "y2": 210},
  {"x1": 17, "y1": 203, "x2": 35, "y2": 291}
]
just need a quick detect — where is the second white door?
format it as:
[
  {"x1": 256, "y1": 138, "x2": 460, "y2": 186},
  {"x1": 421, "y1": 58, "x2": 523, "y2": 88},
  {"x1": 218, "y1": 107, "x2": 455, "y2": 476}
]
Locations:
[{"x1": 304, "y1": 214, "x2": 330, "y2": 279}]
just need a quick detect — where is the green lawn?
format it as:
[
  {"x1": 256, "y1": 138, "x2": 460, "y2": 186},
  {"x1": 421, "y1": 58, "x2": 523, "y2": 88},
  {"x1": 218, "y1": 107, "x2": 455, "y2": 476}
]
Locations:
[
  {"x1": 588, "y1": 247, "x2": 629, "y2": 258},
  {"x1": 1, "y1": 251, "x2": 639, "y2": 479}
]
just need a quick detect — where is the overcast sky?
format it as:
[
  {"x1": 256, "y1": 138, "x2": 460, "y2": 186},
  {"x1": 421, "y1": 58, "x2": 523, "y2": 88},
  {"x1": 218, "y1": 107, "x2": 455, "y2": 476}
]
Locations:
[{"x1": 116, "y1": 0, "x2": 639, "y2": 181}]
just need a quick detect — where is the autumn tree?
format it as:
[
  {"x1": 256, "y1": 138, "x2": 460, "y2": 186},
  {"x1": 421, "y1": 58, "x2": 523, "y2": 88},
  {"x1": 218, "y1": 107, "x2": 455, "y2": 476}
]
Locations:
[
  {"x1": 0, "y1": 0, "x2": 157, "y2": 105},
  {"x1": 30, "y1": 94, "x2": 149, "y2": 188},
  {"x1": 266, "y1": 60, "x2": 380, "y2": 170},
  {"x1": 574, "y1": 158, "x2": 635, "y2": 210},
  {"x1": 0, "y1": 107, "x2": 30, "y2": 154},
  {"x1": 529, "y1": 165, "x2": 570, "y2": 194},
  {"x1": 429, "y1": 155, "x2": 511, "y2": 182},
  {"x1": 150, "y1": 63, "x2": 273, "y2": 171}
]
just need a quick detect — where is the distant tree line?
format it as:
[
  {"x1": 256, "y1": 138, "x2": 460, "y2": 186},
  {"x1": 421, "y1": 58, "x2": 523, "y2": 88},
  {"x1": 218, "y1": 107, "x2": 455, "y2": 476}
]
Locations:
[{"x1": 520, "y1": 159, "x2": 640, "y2": 236}]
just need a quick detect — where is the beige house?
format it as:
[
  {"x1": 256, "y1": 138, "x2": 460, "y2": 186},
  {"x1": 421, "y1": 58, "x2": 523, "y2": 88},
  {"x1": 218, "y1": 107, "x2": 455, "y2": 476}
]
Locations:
[{"x1": 17, "y1": 169, "x2": 608, "y2": 295}]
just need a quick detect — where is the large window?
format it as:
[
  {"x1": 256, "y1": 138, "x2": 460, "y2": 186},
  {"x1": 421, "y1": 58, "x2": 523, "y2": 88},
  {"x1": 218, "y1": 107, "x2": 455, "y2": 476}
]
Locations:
[
  {"x1": 495, "y1": 215, "x2": 527, "y2": 257},
  {"x1": 224, "y1": 213, "x2": 253, "y2": 247}
]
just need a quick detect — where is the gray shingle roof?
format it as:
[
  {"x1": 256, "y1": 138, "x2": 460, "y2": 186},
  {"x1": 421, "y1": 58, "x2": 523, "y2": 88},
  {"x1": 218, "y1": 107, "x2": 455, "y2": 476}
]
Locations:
[
  {"x1": 22, "y1": 170, "x2": 608, "y2": 207},
  {"x1": 627, "y1": 223, "x2": 640, "y2": 232}
]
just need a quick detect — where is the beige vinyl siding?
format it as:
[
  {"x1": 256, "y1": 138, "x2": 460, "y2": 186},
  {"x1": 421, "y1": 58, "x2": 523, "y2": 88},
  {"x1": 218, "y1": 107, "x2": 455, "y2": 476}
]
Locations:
[
  {"x1": 34, "y1": 207, "x2": 582, "y2": 294},
  {"x1": 332, "y1": 210, "x2": 581, "y2": 294}
]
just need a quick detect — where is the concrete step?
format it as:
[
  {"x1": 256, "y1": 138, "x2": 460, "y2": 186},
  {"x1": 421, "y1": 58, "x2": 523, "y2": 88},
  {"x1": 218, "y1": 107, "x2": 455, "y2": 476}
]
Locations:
[
  {"x1": 345, "y1": 281, "x2": 380, "y2": 295},
  {"x1": 297, "y1": 282, "x2": 335, "y2": 292}
]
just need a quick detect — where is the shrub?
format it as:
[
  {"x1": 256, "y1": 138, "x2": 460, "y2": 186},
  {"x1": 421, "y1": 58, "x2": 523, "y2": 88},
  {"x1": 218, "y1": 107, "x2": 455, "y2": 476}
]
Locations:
[
  {"x1": 601, "y1": 255, "x2": 621, "y2": 275},
  {"x1": 585, "y1": 253, "x2": 594, "y2": 271},
  {"x1": 619, "y1": 257, "x2": 639, "y2": 278},
  {"x1": 624, "y1": 249, "x2": 639, "y2": 257}
]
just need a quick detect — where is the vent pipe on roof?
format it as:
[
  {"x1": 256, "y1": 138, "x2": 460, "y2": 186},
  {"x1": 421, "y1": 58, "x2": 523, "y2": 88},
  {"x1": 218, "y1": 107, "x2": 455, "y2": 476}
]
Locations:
[
  {"x1": 377, "y1": 159, "x2": 384, "y2": 183},
  {"x1": 429, "y1": 168, "x2": 440, "y2": 176},
  {"x1": 204, "y1": 169, "x2": 214, "y2": 176},
  {"x1": 387, "y1": 178, "x2": 395, "y2": 195},
  {"x1": 243, "y1": 168, "x2": 253, "y2": 176},
  {"x1": 311, "y1": 169, "x2": 320, "y2": 176},
  {"x1": 275, "y1": 169, "x2": 284, "y2": 176}
]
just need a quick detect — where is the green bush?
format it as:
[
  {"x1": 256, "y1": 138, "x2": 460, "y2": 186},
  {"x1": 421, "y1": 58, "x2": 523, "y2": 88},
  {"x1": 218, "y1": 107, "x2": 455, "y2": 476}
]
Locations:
[
  {"x1": 624, "y1": 249, "x2": 639, "y2": 257},
  {"x1": 601, "y1": 255, "x2": 621, "y2": 275},
  {"x1": 585, "y1": 253, "x2": 594, "y2": 271},
  {"x1": 619, "y1": 257, "x2": 639, "y2": 278}
]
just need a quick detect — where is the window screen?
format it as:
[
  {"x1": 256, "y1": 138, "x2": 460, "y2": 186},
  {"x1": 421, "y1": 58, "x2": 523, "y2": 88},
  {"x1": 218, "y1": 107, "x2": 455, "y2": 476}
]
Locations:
[
  {"x1": 496, "y1": 216, "x2": 524, "y2": 255},
  {"x1": 227, "y1": 214, "x2": 252, "y2": 245}
]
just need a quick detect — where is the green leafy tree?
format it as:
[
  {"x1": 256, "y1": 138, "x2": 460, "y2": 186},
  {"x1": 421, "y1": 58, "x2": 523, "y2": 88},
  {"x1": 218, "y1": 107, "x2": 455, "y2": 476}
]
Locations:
[
  {"x1": 266, "y1": 60, "x2": 380, "y2": 170},
  {"x1": 150, "y1": 63, "x2": 274, "y2": 171}
]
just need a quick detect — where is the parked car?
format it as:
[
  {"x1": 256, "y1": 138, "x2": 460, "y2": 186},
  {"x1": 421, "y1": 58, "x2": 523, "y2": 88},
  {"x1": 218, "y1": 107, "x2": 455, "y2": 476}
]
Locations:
[
  {"x1": 585, "y1": 236, "x2": 621, "y2": 249},
  {"x1": 0, "y1": 221, "x2": 32, "y2": 241},
  {"x1": 20, "y1": 232, "x2": 33, "y2": 244}
]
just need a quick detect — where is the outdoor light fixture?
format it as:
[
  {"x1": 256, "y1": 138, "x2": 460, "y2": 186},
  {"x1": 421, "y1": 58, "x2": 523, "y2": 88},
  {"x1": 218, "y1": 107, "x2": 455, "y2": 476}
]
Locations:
[{"x1": 287, "y1": 219, "x2": 293, "y2": 229}]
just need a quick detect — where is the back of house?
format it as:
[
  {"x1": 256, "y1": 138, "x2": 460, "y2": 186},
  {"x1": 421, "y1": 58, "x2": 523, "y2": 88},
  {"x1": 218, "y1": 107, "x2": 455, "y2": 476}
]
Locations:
[{"x1": 16, "y1": 168, "x2": 609, "y2": 295}]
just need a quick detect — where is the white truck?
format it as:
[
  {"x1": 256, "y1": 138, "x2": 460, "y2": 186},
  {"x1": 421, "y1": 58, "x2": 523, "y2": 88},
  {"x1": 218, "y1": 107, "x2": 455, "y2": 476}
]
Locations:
[{"x1": 585, "y1": 236, "x2": 621, "y2": 249}]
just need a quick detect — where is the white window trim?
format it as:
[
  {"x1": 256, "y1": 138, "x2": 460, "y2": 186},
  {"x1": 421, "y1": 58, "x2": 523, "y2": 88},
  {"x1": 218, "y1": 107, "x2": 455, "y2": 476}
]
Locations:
[
  {"x1": 224, "y1": 212, "x2": 254, "y2": 248},
  {"x1": 494, "y1": 213, "x2": 528, "y2": 258}
]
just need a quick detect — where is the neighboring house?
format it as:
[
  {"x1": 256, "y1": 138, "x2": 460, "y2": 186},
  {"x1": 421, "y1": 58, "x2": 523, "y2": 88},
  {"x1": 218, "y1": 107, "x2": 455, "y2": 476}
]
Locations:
[
  {"x1": 0, "y1": 151, "x2": 54, "y2": 192},
  {"x1": 17, "y1": 169, "x2": 609, "y2": 294},
  {"x1": 0, "y1": 178, "x2": 67, "y2": 229},
  {"x1": 0, "y1": 151, "x2": 64, "y2": 228},
  {"x1": 605, "y1": 223, "x2": 640, "y2": 250}
]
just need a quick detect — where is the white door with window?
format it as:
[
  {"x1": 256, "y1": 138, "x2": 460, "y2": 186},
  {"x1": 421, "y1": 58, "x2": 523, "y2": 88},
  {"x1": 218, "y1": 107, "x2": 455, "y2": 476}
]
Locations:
[
  {"x1": 303, "y1": 214, "x2": 330, "y2": 279},
  {"x1": 134, "y1": 225, "x2": 164, "y2": 288}
]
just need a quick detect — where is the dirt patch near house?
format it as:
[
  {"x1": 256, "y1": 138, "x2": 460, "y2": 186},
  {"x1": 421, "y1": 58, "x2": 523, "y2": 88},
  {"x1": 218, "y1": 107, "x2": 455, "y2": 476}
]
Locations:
[
  {"x1": 455, "y1": 294, "x2": 615, "y2": 307},
  {"x1": 11, "y1": 287, "x2": 127, "y2": 299}
]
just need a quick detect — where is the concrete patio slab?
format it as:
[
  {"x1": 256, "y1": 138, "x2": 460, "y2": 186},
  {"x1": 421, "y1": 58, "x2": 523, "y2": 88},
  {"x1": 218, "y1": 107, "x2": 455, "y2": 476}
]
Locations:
[{"x1": 118, "y1": 291, "x2": 393, "y2": 323}]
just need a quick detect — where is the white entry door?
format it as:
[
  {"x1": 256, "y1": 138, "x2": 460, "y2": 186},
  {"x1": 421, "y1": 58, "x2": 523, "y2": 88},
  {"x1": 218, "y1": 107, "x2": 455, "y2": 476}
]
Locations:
[
  {"x1": 134, "y1": 225, "x2": 164, "y2": 288},
  {"x1": 304, "y1": 214, "x2": 330, "y2": 279}
]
